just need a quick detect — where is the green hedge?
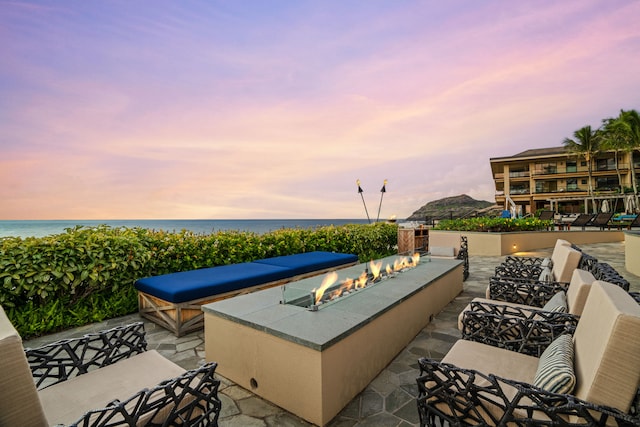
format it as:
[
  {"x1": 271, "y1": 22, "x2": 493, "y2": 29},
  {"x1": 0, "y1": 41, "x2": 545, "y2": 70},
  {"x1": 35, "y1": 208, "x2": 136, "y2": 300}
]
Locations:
[
  {"x1": 433, "y1": 217, "x2": 552, "y2": 232},
  {"x1": 0, "y1": 222, "x2": 397, "y2": 338}
]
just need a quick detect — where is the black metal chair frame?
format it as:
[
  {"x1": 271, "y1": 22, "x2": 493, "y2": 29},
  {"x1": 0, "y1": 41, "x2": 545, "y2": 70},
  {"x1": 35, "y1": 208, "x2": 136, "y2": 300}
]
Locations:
[
  {"x1": 417, "y1": 355, "x2": 640, "y2": 427},
  {"x1": 589, "y1": 261, "x2": 630, "y2": 290},
  {"x1": 461, "y1": 301, "x2": 578, "y2": 357},
  {"x1": 488, "y1": 276, "x2": 570, "y2": 305},
  {"x1": 457, "y1": 235, "x2": 469, "y2": 281},
  {"x1": 25, "y1": 322, "x2": 222, "y2": 427},
  {"x1": 494, "y1": 244, "x2": 588, "y2": 281},
  {"x1": 490, "y1": 251, "x2": 629, "y2": 299},
  {"x1": 488, "y1": 270, "x2": 629, "y2": 307},
  {"x1": 419, "y1": 307, "x2": 640, "y2": 426},
  {"x1": 471, "y1": 257, "x2": 631, "y2": 358}
]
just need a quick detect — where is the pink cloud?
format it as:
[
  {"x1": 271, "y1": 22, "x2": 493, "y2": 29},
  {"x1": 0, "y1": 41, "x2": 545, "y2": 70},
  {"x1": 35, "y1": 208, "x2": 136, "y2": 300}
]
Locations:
[{"x1": 1, "y1": 0, "x2": 639, "y2": 219}]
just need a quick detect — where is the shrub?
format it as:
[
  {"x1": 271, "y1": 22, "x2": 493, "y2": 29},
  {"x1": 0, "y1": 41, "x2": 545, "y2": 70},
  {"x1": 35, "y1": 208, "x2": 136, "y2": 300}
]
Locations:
[
  {"x1": 433, "y1": 217, "x2": 552, "y2": 232},
  {"x1": 1, "y1": 222, "x2": 397, "y2": 338}
]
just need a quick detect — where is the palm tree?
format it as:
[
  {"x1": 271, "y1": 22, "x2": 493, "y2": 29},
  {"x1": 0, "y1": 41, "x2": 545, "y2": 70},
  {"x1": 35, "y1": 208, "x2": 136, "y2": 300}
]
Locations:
[
  {"x1": 601, "y1": 118, "x2": 626, "y2": 194},
  {"x1": 608, "y1": 109, "x2": 640, "y2": 211},
  {"x1": 563, "y1": 125, "x2": 600, "y2": 213}
]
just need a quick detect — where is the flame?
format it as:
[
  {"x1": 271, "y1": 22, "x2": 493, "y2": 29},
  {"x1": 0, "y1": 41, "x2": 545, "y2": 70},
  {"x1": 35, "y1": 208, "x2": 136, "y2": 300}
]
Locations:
[
  {"x1": 313, "y1": 271, "x2": 338, "y2": 304},
  {"x1": 342, "y1": 277, "x2": 354, "y2": 293},
  {"x1": 356, "y1": 271, "x2": 368, "y2": 289},
  {"x1": 393, "y1": 257, "x2": 407, "y2": 271},
  {"x1": 312, "y1": 254, "x2": 423, "y2": 308},
  {"x1": 369, "y1": 260, "x2": 383, "y2": 280},
  {"x1": 412, "y1": 252, "x2": 420, "y2": 265}
]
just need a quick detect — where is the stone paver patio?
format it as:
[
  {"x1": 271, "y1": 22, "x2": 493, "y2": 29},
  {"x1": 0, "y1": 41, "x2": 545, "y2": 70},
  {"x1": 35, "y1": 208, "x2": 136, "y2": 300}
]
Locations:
[{"x1": 24, "y1": 241, "x2": 639, "y2": 427}]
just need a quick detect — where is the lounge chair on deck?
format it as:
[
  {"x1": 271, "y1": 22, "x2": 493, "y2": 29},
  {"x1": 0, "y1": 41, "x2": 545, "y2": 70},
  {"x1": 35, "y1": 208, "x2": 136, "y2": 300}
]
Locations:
[
  {"x1": 0, "y1": 306, "x2": 221, "y2": 427},
  {"x1": 536, "y1": 210, "x2": 555, "y2": 221},
  {"x1": 587, "y1": 212, "x2": 614, "y2": 230},
  {"x1": 417, "y1": 280, "x2": 640, "y2": 426},
  {"x1": 536, "y1": 210, "x2": 555, "y2": 230},
  {"x1": 606, "y1": 214, "x2": 639, "y2": 230},
  {"x1": 564, "y1": 213, "x2": 594, "y2": 230}
]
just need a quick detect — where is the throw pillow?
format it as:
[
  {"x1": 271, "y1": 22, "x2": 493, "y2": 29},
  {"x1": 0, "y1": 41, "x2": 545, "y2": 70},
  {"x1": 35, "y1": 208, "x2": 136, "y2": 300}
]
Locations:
[
  {"x1": 538, "y1": 266, "x2": 554, "y2": 283},
  {"x1": 533, "y1": 334, "x2": 576, "y2": 395},
  {"x1": 541, "y1": 291, "x2": 567, "y2": 313}
]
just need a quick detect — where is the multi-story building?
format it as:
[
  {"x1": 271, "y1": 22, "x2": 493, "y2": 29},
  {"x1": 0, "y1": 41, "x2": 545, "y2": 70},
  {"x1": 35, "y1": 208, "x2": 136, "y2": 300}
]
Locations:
[{"x1": 490, "y1": 147, "x2": 640, "y2": 215}]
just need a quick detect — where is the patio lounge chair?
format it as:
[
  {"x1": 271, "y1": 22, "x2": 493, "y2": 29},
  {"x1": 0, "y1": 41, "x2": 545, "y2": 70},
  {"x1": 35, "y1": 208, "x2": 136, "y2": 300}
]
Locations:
[
  {"x1": 587, "y1": 212, "x2": 614, "y2": 230},
  {"x1": 0, "y1": 306, "x2": 221, "y2": 427},
  {"x1": 417, "y1": 280, "x2": 640, "y2": 426},
  {"x1": 536, "y1": 210, "x2": 555, "y2": 221},
  {"x1": 459, "y1": 268, "x2": 595, "y2": 356},
  {"x1": 606, "y1": 214, "x2": 639, "y2": 230},
  {"x1": 565, "y1": 213, "x2": 595, "y2": 230}
]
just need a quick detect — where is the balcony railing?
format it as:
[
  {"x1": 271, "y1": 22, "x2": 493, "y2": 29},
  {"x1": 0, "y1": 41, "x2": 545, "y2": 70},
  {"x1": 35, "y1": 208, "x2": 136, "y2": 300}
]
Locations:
[
  {"x1": 596, "y1": 163, "x2": 629, "y2": 171},
  {"x1": 531, "y1": 164, "x2": 630, "y2": 175},
  {"x1": 508, "y1": 171, "x2": 529, "y2": 178}
]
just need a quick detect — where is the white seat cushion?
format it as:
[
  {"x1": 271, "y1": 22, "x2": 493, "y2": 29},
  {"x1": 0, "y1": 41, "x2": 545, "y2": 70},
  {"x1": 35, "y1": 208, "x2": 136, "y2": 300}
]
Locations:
[{"x1": 39, "y1": 350, "x2": 186, "y2": 426}]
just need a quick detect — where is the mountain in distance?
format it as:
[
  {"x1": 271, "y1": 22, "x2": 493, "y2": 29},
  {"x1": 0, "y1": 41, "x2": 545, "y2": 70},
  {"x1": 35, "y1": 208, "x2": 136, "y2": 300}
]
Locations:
[{"x1": 405, "y1": 194, "x2": 497, "y2": 221}]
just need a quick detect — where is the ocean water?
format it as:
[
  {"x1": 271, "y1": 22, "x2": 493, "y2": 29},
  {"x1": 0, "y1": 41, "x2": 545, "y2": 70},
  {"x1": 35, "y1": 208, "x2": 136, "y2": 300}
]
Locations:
[{"x1": 0, "y1": 219, "x2": 375, "y2": 238}]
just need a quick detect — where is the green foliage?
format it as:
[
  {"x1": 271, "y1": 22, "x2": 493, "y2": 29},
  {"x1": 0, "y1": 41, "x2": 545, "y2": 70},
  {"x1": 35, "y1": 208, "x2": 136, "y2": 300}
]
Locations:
[
  {"x1": 433, "y1": 217, "x2": 552, "y2": 232},
  {"x1": 1, "y1": 222, "x2": 397, "y2": 338}
]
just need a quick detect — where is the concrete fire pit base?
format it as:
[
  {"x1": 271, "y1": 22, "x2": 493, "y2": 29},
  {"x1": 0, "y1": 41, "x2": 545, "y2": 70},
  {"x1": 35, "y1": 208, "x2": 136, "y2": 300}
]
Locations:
[{"x1": 202, "y1": 257, "x2": 463, "y2": 426}]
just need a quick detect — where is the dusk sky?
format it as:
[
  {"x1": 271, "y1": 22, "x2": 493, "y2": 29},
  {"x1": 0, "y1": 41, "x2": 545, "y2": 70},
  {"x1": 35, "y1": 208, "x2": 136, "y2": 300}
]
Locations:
[{"x1": 2, "y1": 1, "x2": 640, "y2": 220}]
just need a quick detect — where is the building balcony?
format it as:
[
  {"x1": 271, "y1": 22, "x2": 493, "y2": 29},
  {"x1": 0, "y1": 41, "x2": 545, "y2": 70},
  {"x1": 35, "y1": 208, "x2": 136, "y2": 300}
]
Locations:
[
  {"x1": 508, "y1": 171, "x2": 529, "y2": 178},
  {"x1": 531, "y1": 164, "x2": 630, "y2": 176}
]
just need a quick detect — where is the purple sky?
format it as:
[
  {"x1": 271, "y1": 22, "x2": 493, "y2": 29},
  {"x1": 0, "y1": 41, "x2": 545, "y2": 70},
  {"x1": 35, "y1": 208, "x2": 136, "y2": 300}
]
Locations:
[{"x1": 2, "y1": 0, "x2": 639, "y2": 220}]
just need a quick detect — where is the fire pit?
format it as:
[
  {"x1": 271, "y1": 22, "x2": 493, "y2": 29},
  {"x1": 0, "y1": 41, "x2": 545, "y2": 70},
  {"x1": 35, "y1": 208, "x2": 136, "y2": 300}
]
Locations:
[
  {"x1": 282, "y1": 253, "x2": 424, "y2": 310},
  {"x1": 203, "y1": 255, "x2": 462, "y2": 426}
]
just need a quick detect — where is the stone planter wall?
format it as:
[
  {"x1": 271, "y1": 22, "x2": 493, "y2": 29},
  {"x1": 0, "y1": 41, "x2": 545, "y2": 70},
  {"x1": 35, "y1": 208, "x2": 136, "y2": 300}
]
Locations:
[{"x1": 429, "y1": 229, "x2": 625, "y2": 256}]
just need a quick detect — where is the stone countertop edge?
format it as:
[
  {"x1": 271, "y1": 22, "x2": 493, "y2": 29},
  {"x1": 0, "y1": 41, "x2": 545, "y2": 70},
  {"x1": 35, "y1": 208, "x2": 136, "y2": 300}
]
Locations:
[{"x1": 201, "y1": 258, "x2": 463, "y2": 352}]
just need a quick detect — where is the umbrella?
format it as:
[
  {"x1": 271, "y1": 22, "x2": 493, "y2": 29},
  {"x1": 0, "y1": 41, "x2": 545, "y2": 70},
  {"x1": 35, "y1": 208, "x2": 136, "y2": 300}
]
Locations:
[{"x1": 625, "y1": 195, "x2": 637, "y2": 214}]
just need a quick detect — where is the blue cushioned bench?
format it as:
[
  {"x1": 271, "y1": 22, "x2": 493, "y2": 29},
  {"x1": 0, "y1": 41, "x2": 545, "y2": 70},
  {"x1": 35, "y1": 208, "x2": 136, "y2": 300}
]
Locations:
[{"x1": 135, "y1": 251, "x2": 358, "y2": 336}]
